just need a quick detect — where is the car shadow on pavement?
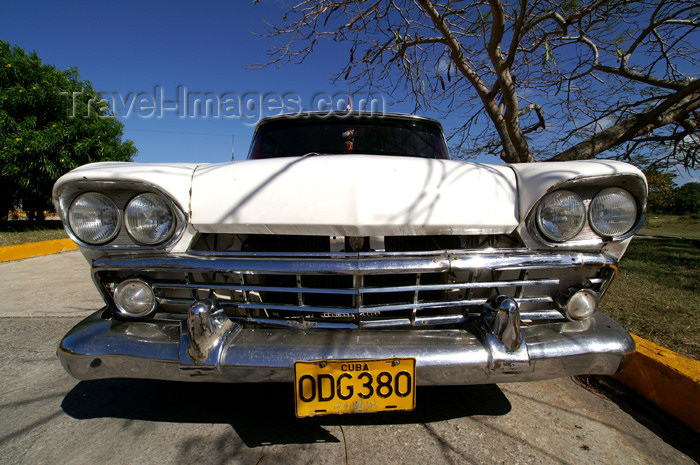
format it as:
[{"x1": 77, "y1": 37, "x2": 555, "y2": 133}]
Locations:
[{"x1": 62, "y1": 379, "x2": 511, "y2": 447}]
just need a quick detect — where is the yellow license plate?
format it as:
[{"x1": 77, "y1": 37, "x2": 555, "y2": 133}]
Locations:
[{"x1": 294, "y1": 358, "x2": 416, "y2": 418}]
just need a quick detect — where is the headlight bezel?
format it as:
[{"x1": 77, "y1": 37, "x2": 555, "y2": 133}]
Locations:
[
  {"x1": 527, "y1": 175, "x2": 646, "y2": 247},
  {"x1": 58, "y1": 181, "x2": 186, "y2": 249},
  {"x1": 67, "y1": 192, "x2": 122, "y2": 245}
]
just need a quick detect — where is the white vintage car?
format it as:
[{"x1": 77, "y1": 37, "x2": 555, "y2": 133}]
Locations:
[{"x1": 54, "y1": 112, "x2": 645, "y2": 417}]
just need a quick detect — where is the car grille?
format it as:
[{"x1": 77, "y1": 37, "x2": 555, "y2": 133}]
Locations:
[{"x1": 94, "y1": 248, "x2": 616, "y2": 329}]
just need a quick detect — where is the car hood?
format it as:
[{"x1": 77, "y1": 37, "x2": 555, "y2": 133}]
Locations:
[{"x1": 190, "y1": 155, "x2": 519, "y2": 236}]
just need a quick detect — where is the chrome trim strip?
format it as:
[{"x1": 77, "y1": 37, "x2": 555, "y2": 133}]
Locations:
[
  {"x1": 225, "y1": 302, "x2": 362, "y2": 314},
  {"x1": 212, "y1": 297, "x2": 552, "y2": 314},
  {"x1": 413, "y1": 315, "x2": 469, "y2": 326},
  {"x1": 156, "y1": 308, "x2": 562, "y2": 322},
  {"x1": 361, "y1": 318, "x2": 413, "y2": 328},
  {"x1": 520, "y1": 310, "x2": 565, "y2": 320},
  {"x1": 231, "y1": 316, "x2": 358, "y2": 330},
  {"x1": 157, "y1": 298, "x2": 197, "y2": 306},
  {"x1": 155, "y1": 282, "x2": 358, "y2": 296},
  {"x1": 351, "y1": 297, "x2": 553, "y2": 313},
  {"x1": 93, "y1": 251, "x2": 617, "y2": 275},
  {"x1": 94, "y1": 256, "x2": 450, "y2": 274},
  {"x1": 155, "y1": 302, "x2": 562, "y2": 327},
  {"x1": 185, "y1": 248, "x2": 528, "y2": 258},
  {"x1": 361, "y1": 279, "x2": 558, "y2": 293},
  {"x1": 151, "y1": 278, "x2": 559, "y2": 296},
  {"x1": 158, "y1": 297, "x2": 554, "y2": 317}
]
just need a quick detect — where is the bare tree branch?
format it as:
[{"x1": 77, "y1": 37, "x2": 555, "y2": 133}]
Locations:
[
  {"x1": 250, "y1": 0, "x2": 699, "y2": 168},
  {"x1": 550, "y1": 79, "x2": 700, "y2": 161}
]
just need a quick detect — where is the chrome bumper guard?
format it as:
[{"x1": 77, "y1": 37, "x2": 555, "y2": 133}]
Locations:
[{"x1": 58, "y1": 297, "x2": 635, "y2": 385}]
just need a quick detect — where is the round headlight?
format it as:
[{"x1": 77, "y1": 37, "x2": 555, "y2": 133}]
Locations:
[
  {"x1": 68, "y1": 193, "x2": 120, "y2": 244},
  {"x1": 536, "y1": 190, "x2": 586, "y2": 242},
  {"x1": 114, "y1": 279, "x2": 156, "y2": 318},
  {"x1": 124, "y1": 193, "x2": 176, "y2": 245},
  {"x1": 564, "y1": 289, "x2": 598, "y2": 320},
  {"x1": 589, "y1": 187, "x2": 637, "y2": 237}
]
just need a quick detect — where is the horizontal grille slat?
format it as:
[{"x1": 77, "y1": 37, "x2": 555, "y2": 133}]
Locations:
[
  {"x1": 232, "y1": 316, "x2": 358, "y2": 329},
  {"x1": 362, "y1": 279, "x2": 558, "y2": 293},
  {"x1": 361, "y1": 318, "x2": 413, "y2": 328},
  {"x1": 226, "y1": 302, "x2": 357, "y2": 314},
  {"x1": 152, "y1": 278, "x2": 559, "y2": 296},
  {"x1": 154, "y1": 297, "x2": 555, "y2": 315},
  {"x1": 154, "y1": 283, "x2": 359, "y2": 296}
]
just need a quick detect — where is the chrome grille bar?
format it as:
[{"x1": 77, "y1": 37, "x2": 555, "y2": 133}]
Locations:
[
  {"x1": 221, "y1": 310, "x2": 562, "y2": 330},
  {"x1": 155, "y1": 296, "x2": 554, "y2": 314},
  {"x1": 94, "y1": 251, "x2": 613, "y2": 275},
  {"x1": 151, "y1": 278, "x2": 559, "y2": 296}
]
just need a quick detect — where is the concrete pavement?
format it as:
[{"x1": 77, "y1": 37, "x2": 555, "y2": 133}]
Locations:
[
  {"x1": 0, "y1": 250, "x2": 102, "y2": 318},
  {"x1": 0, "y1": 251, "x2": 698, "y2": 464}
]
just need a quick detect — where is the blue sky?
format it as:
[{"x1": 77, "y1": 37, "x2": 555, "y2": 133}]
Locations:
[
  {"x1": 1, "y1": 0, "x2": 697, "y2": 183},
  {"x1": 1, "y1": 0, "x2": 390, "y2": 163}
]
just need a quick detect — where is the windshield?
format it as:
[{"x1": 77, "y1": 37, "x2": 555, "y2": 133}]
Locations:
[{"x1": 248, "y1": 117, "x2": 449, "y2": 160}]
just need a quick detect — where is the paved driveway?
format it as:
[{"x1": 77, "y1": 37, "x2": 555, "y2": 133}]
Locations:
[{"x1": 0, "y1": 251, "x2": 697, "y2": 464}]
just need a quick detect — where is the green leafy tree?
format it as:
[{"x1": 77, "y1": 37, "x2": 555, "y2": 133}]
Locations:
[
  {"x1": 674, "y1": 182, "x2": 700, "y2": 215},
  {"x1": 644, "y1": 168, "x2": 677, "y2": 213},
  {"x1": 0, "y1": 40, "x2": 136, "y2": 221}
]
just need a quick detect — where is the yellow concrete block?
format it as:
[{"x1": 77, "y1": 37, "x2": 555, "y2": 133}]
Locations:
[
  {"x1": 0, "y1": 238, "x2": 78, "y2": 262},
  {"x1": 614, "y1": 334, "x2": 700, "y2": 432}
]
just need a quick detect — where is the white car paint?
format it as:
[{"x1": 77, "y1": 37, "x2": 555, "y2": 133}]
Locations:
[
  {"x1": 53, "y1": 157, "x2": 646, "y2": 253},
  {"x1": 190, "y1": 155, "x2": 519, "y2": 236},
  {"x1": 509, "y1": 159, "x2": 647, "y2": 218},
  {"x1": 53, "y1": 161, "x2": 199, "y2": 214}
]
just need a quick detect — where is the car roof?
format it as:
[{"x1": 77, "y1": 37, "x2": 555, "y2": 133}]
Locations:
[{"x1": 254, "y1": 111, "x2": 444, "y2": 131}]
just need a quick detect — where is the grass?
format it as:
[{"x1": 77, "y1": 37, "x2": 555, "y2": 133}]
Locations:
[
  {"x1": 601, "y1": 238, "x2": 700, "y2": 360},
  {"x1": 639, "y1": 213, "x2": 700, "y2": 239},
  {"x1": 0, "y1": 221, "x2": 68, "y2": 246}
]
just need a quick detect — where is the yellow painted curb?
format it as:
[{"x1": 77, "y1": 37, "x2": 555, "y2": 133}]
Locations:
[
  {"x1": 614, "y1": 334, "x2": 700, "y2": 433},
  {"x1": 0, "y1": 238, "x2": 78, "y2": 262}
]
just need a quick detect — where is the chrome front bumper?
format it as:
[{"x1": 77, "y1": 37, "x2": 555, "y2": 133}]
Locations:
[{"x1": 58, "y1": 308, "x2": 635, "y2": 385}]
